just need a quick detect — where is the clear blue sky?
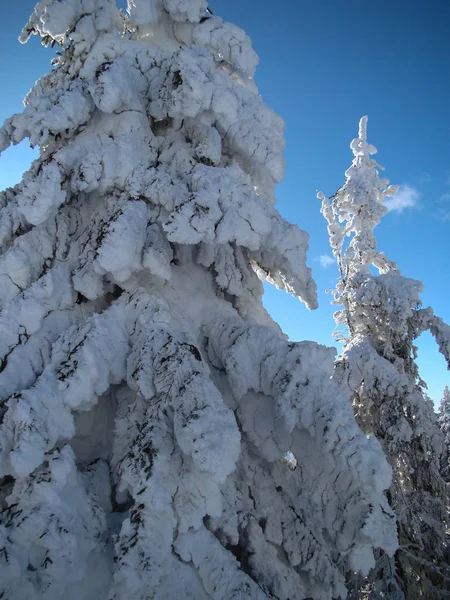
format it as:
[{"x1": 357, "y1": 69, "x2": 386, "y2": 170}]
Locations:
[{"x1": 1, "y1": 1, "x2": 449, "y2": 405}]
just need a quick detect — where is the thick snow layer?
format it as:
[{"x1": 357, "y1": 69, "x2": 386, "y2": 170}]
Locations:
[
  {"x1": 0, "y1": 446, "x2": 110, "y2": 600},
  {"x1": 1, "y1": 81, "x2": 94, "y2": 153},
  {"x1": 0, "y1": 8, "x2": 398, "y2": 600}
]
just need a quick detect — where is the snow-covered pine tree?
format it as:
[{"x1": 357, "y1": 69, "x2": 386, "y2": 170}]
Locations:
[
  {"x1": 0, "y1": 3, "x2": 398, "y2": 598},
  {"x1": 320, "y1": 117, "x2": 450, "y2": 600},
  {"x1": 438, "y1": 386, "x2": 450, "y2": 482}
]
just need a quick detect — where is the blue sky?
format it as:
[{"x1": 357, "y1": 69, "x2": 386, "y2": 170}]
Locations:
[{"x1": 1, "y1": 0, "x2": 449, "y2": 405}]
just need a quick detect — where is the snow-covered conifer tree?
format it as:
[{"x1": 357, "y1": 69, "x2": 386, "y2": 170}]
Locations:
[
  {"x1": 438, "y1": 386, "x2": 450, "y2": 482},
  {"x1": 320, "y1": 117, "x2": 450, "y2": 599},
  {"x1": 0, "y1": 3, "x2": 398, "y2": 598}
]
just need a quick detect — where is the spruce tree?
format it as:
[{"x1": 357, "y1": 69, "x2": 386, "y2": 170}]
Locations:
[
  {"x1": 0, "y1": 2, "x2": 400, "y2": 599},
  {"x1": 320, "y1": 117, "x2": 450, "y2": 599},
  {"x1": 438, "y1": 386, "x2": 450, "y2": 482}
]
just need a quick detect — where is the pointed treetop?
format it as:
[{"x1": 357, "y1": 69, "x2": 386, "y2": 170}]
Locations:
[
  {"x1": 319, "y1": 117, "x2": 398, "y2": 279},
  {"x1": 350, "y1": 115, "x2": 378, "y2": 158},
  {"x1": 359, "y1": 115, "x2": 368, "y2": 142}
]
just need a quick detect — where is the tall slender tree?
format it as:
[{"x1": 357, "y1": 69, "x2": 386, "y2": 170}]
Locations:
[
  {"x1": 438, "y1": 386, "x2": 450, "y2": 482},
  {"x1": 320, "y1": 117, "x2": 450, "y2": 599},
  {"x1": 0, "y1": 2, "x2": 397, "y2": 599}
]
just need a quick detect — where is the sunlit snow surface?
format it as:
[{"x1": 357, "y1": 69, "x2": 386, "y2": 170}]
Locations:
[{"x1": 0, "y1": 2, "x2": 398, "y2": 599}]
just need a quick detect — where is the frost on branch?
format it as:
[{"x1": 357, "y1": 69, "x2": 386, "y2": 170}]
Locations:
[
  {"x1": 321, "y1": 117, "x2": 450, "y2": 599},
  {"x1": 0, "y1": 4, "x2": 397, "y2": 599},
  {"x1": 438, "y1": 386, "x2": 450, "y2": 483}
]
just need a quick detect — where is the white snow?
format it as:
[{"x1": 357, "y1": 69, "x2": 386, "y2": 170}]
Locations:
[{"x1": 0, "y1": 7, "x2": 401, "y2": 600}]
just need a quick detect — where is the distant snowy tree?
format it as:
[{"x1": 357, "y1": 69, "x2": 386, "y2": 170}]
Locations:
[
  {"x1": 438, "y1": 386, "x2": 450, "y2": 482},
  {"x1": 0, "y1": 3, "x2": 398, "y2": 599},
  {"x1": 320, "y1": 117, "x2": 450, "y2": 600}
]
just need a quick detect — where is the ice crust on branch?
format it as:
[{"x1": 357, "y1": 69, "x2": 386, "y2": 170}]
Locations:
[
  {"x1": 1, "y1": 6, "x2": 397, "y2": 600},
  {"x1": 321, "y1": 117, "x2": 450, "y2": 599}
]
